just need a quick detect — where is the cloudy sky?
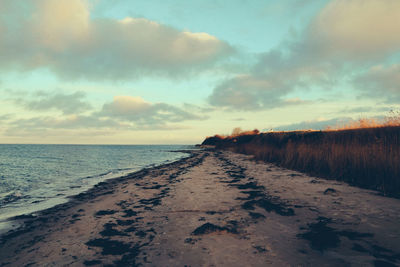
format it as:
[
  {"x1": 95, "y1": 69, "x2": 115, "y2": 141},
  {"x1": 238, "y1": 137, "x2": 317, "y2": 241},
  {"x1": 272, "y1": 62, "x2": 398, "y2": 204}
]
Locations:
[{"x1": 0, "y1": 0, "x2": 399, "y2": 144}]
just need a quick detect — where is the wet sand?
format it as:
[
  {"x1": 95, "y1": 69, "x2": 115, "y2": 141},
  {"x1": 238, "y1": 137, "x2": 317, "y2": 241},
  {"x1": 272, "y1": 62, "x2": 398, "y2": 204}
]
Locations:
[{"x1": 1, "y1": 150, "x2": 400, "y2": 266}]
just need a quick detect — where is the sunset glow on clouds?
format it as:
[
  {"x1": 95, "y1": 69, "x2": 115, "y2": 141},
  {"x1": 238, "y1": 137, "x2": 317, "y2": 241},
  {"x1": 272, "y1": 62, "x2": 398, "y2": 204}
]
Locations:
[{"x1": 0, "y1": 0, "x2": 399, "y2": 144}]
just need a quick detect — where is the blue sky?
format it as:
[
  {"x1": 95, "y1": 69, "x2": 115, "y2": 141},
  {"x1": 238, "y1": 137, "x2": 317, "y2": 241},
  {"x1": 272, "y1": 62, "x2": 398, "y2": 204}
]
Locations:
[{"x1": 0, "y1": 0, "x2": 399, "y2": 144}]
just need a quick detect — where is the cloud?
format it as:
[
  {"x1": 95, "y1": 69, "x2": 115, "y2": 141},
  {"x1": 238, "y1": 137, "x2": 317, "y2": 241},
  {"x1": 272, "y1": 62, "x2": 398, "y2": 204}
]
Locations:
[
  {"x1": 7, "y1": 115, "x2": 123, "y2": 130},
  {"x1": 272, "y1": 113, "x2": 393, "y2": 131},
  {"x1": 32, "y1": 0, "x2": 90, "y2": 51},
  {"x1": 309, "y1": 0, "x2": 400, "y2": 59},
  {"x1": 3, "y1": 95, "x2": 206, "y2": 136},
  {"x1": 209, "y1": 75, "x2": 289, "y2": 110},
  {"x1": 17, "y1": 91, "x2": 92, "y2": 115},
  {"x1": 208, "y1": 0, "x2": 400, "y2": 110},
  {"x1": 3, "y1": 114, "x2": 127, "y2": 137},
  {"x1": 337, "y1": 105, "x2": 393, "y2": 114},
  {"x1": 208, "y1": 49, "x2": 328, "y2": 110},
  {"x1": 353, "y1": 64, "x2": 400, "y2": 102},
  {"x1": 100, "y1": 96, "x2": 206, "y2": 125},
  {"x1": 0, "y1": 0, "x2": 233, "y2": 80},
  {"x1": 272, "y1": 117, "x2": 353, "y2": 131},
  {"x1": 0, "y1": 114, "x2": 12, "y2": 121}
]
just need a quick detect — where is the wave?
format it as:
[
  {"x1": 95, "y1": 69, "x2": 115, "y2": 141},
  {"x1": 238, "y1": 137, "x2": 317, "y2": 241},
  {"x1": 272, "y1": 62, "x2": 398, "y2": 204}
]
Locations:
[{"x1": 0, "y1": 191, "x2": 28, "y2": 206}]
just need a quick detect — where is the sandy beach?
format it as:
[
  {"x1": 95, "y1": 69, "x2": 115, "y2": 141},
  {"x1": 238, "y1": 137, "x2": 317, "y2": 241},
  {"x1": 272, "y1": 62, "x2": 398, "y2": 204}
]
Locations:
[{"x1": 1, "y1": 149, "x2": 400, "y2": 266}]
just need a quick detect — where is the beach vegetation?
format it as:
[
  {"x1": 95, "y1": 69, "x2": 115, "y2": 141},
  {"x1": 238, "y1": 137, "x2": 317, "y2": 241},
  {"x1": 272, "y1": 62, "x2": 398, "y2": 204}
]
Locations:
[{"x1": 202, "y1": 114, "x2": 400, "y2": 196}]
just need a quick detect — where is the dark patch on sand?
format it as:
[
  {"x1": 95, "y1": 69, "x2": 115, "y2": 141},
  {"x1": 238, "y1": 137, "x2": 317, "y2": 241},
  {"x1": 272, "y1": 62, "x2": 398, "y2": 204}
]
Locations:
[
  {"x1": 139, "y1": 197, "x2": 162, "y2": 209},
  {"x1": 122, "y1": 209, "x2": 138, "y2": 218},
  {"x1": 86, "y1": 239, "x2": 141, "y2": 266},
  {"x1": 205, "y1": 210, "x2": 224, "y2": 215},
  {"x1": 142, "y1": 184, "x2": 163, "y2": 190},
  {"x1": 135, "y1": 231, "x2": 147, "y2": 238},
  {"x1": 116, "y1": 200, "x2": 128, "y2": 208},
  {"x1": 374, "y1": 260, "x2": 397, "y2": 267},
  {"x1": 117, "y1": 219, "x2": 135, "y2": 226},
  {"x1": 324, "y1": 188, "x2": 338, "y2": 196},
  {"x1": 95, "y1": 210, "x2": 117, "y2": 216},
  {"x1": 0, "y1": 227, "x2": 34, "y2": 245},
  {"x1": 100, "y1": 223, "x2": 128, "y2": 237},
  {"x1": 298, "y1": 217, "x2": 373, "y2": 252},
  {"x1": 249, "y1": 212, "x2": 266, "y2": 219},
  {"x1": 217, "y1": 155, "x2": 295, "y2": 217},
  {"x1": 124, "y1": 226, "x2": 137, "y2": 233},
  {"x1": 368, "y1": 244, "x2": 400, "y2": 264},
  {"x1": 86, "y1": 238, "x2": 131, "y2": 255},
  {"x1": 298, "y1": 219, "x2": 339, "y2": 251},
  {"x1": 242, "y1": 198, "x2": 295, "y2": 216},
  {"x1": 18, "y1": 235, "x2": 45, "y2": 252},
  {"x1": 184, "y1": 238, "x2": 198, "y2": 244},
  {"x1": 12, "y1": 214, "x2": 37, "y2": 220},
  {"x1": 219, "y1": 178, "x2": 241, "y2": 184},
  {"x1": 83, "y1": 259, "x2": 102, "y2": 266},
  {"x1": 237, "y1": 190, "x2": 265, "y2": 200},
  {"x1": 112, "y1": 244, "x2": 141, "y2": 267},
  {"x1": 233, "y1": 182, "x2": 264, "y2": 190},
  {"x1": 352, "y1": 243, "x2": 368, "y2": 252},
  {"x1": 192, "y1": 222, "x2": 238, "y2": 235},
  {"x1": 253, "y1": 245, "x2": 267, "y2": 253}
]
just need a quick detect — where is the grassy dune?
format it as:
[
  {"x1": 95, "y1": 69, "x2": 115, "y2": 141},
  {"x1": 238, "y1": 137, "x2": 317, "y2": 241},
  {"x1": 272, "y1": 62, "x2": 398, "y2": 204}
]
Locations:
[{"x1": 202, "y1": 126, "x2": 400, "y2": 196}]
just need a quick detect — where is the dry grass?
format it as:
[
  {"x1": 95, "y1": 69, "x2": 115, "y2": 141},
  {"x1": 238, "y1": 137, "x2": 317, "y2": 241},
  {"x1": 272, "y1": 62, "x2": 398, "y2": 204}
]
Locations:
[
  {"x1": 203, "y1": 126, "x2": 400, "y2": 196},
  {"x1": 326, "y1": 111, "x2": 400, "y2": 130}
]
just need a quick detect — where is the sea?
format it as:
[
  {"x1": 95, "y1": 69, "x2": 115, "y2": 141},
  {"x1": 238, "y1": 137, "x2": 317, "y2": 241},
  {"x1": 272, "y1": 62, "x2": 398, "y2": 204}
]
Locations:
[{"x1": 0, "y1": 144, "x2": 193, "y2": 234}]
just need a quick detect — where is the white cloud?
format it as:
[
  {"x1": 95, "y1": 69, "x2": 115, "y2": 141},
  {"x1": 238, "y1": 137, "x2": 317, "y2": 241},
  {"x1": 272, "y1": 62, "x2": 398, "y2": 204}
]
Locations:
[
  {"x1": 209, "y1": 75, "x2": 290, "y2": 110},
  {"x1": 273, "y1": 117, "x2": 353, "y2": 131},
  {"x1": 103, "y1": 96, "x2": 152, "y2": 115},
  {"x1": 309, "y1": 0, "x2": 400, "y2": 59},
  {"x1": 16, "y1": 91, "x2": 92, "y2": 115},
  {"x1": 208, "y1": 48, "x2": 331, "y2": 110},
  {"x1": 100, "y1": 95, "x2": 206, "y2": 125},
  {"x1": 2, "y1": 94, "x2": 207, "y2": 136},
  {"x1": 32, "y1": 0, "x2": 90, "y2": 51},
  {"x1": 209, "y1": 0, "x2": 400, "y2": 110},
  {"x1": 0, "y1": 0, "x2": 233, "y2": 80},
  {"x1": 353, "y1": 64, "x2": 400, "y2": 102}
]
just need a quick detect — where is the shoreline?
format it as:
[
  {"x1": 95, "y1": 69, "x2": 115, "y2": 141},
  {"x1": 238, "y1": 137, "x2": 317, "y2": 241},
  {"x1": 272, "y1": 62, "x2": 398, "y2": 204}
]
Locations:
[
  {"x1": 1, "y1": 150, "x2": 400, "y2": 266},
  {"x1": 0, "y1": 150, "x2": 195, "y2": 240}
]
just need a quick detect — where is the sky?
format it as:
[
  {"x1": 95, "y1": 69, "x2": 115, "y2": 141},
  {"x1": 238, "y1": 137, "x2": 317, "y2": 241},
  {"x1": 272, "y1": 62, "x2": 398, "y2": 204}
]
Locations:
[{"x1": 0, "y1": 0, "x2": 399, "y2": 144}]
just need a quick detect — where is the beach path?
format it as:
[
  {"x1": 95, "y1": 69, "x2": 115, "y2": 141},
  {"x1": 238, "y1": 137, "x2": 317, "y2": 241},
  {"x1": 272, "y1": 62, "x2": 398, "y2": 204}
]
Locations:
[{"x1": 1, "y1": 150, "x2": 400, "y2": 266}]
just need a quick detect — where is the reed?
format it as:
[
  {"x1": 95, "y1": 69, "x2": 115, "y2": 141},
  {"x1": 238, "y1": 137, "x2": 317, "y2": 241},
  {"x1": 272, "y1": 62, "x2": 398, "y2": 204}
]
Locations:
[{"x1": 202, "y1": 126, "x2": 400, "y2": 196}]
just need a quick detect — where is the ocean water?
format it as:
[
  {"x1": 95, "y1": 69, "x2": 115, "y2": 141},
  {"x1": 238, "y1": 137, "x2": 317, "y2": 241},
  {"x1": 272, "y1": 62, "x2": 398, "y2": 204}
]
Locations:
[{"x1": 0, "y1": 144, "x2": 192, "y2": 232}]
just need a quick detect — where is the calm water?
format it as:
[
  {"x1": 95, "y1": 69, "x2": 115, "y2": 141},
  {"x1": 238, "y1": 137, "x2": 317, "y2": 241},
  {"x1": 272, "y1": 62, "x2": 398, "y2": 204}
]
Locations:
[{"x1": 0, "y1": 144, "x2": 192, "y2": 232}]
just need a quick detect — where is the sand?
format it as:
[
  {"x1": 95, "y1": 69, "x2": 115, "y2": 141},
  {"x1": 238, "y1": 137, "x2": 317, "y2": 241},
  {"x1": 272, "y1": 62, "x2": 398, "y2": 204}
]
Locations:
[{"x1": 1, "y1": 150, "x2": 400, "y2": 266}]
